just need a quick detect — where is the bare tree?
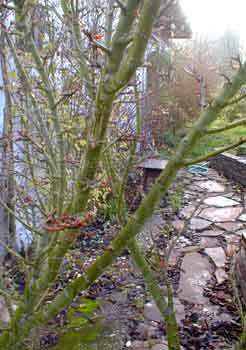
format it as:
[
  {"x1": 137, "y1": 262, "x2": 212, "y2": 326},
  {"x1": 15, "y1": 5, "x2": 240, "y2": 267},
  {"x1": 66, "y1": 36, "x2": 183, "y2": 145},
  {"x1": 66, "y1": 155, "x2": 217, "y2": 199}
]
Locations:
[{"x1": 0, "y1": 1, "x2": 245, "y2": 350}]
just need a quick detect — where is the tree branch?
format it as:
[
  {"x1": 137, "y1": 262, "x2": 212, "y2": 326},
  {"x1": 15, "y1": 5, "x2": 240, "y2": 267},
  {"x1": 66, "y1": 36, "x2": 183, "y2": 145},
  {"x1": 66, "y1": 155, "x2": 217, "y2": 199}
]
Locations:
[
  {"x1": 21, "y1": 18, "x2": 66, "y2": 214},
  {"x1": 3, "y1": 55, "x2": 246, "y2": 350},
  {"x1": 111, "y1": 0, "x2": 162, "y2": 91},
  {"x1": 115, "y1": 0, "x2": 127, "y2": 12},
  {"x1": 0, "y1": 198, "x2": 44, "y2": 237},
  {"x1": 3, "y1": 30, "x2": 57, "y2": 173},
  {"x1": 205, "y1": 118, "x2": 246, "y2": 134},
  {"x1": 83, "y1": 30, "x2": 112, "y2": 55},
  {"x1": 128, "y1": 239, "x2": 180, "y2": 350},
  {"x1": 183, "y1": 137, "x2": 246, "y2": 166},
  {"x1": 225, "y1": 92, "x2": 246, "y2": 107},
  {"x1": 61, "y1": 0, "x2": 94, "y2": 97}
]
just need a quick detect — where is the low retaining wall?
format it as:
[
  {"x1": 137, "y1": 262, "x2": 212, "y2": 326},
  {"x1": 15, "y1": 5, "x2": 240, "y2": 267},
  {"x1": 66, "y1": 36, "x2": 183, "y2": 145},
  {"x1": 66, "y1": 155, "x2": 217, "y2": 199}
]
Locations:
[{"x1": 210, "y1": 152, "x2": 246, "y2": 186}]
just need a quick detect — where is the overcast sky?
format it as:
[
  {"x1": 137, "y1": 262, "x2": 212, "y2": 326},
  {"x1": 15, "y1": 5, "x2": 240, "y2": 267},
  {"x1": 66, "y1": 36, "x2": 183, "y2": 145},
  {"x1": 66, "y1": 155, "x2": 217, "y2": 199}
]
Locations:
[{"x1": 180, "y1": 0, "x2": 246, "y2": 43}]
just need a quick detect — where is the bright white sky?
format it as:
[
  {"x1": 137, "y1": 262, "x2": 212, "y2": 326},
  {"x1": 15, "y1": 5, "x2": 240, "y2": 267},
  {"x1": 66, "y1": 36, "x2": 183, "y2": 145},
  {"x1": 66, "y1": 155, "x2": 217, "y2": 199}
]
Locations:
[{"x1": 180, "y1": 0, "x2": 246, "y2": 43}]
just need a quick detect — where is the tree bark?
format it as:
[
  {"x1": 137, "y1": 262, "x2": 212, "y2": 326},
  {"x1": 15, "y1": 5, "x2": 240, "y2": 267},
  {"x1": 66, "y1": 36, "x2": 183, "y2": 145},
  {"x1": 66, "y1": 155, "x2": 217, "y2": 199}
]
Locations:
[{"x1": 0, "y1": 27, "x2": 16, "y2": 259}]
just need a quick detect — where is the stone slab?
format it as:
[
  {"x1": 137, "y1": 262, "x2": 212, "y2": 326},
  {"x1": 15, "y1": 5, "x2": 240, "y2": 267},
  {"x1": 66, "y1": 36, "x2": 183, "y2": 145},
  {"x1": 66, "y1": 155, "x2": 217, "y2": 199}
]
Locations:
[
  {"x1": 190, "y1": 218, "x2": 212, "y2": 231},
  {"x1": 215, "y1": 222, "x2": 243, "y2": 232},
  {"x1": 139, "y1": 159, "x2": 168, "y2": 170},
  {"x1": 179, "y1": 253, "x2": 212, "y2": 304},
  {"x1": 199, "y1": 207, "x2": 242, "y2": 223},
  {"x1": 200, "y1": 237, "x2": 220, "y2": 248},
  {"x1": 205, "y1": 247, "x2": 226, "y2": 268},
  {"x1": 196, "y1": 181, "x2": 225, "y2": 193},
  {"x1": 180, "y1": 205, "x2": 196, "y2": 219},
  {"x1": 144, "y1": 299, "x2": 185, "y2": 324},
  {"x1": 200, "y1": 229, "x2": 224, "y2": 237},
  {"x1": 239, "y1": 214, "x2": 246, "y2": 222},
  {"x1": 215, "y1": 268, "x2": 227, "y2": 284},
  {"x1": 203, "y1": 196, "x2": 238, "y2": 207}
]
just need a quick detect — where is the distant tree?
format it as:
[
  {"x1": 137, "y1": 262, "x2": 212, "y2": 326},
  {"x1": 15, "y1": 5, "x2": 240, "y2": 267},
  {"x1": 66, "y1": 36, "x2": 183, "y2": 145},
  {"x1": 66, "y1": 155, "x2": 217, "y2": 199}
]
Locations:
[
  {"x1": 140, "y1": 0, "x2": 191, "y2": 149},
  {"x1": 215, "y1": 28, "x2": 241, "y2": 76},
  {"x1": 169, "y1": 36, "x2": 219, "y2": 119},
  {"x1": 0, "y1": 10, "x2": 16, "y2": 259}
]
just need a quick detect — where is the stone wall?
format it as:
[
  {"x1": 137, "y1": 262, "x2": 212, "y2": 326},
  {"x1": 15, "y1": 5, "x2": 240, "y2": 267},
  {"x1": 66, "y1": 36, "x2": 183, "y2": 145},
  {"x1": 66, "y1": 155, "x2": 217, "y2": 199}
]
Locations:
[{"x1": 210, "y1": 152, "x2": 246, "y2": 186}]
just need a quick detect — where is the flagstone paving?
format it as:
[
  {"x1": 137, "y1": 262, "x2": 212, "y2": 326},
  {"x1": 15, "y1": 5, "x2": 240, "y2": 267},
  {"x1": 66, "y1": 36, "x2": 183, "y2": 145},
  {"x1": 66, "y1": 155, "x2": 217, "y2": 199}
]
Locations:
[
  {"x1": 131, "y1": 167, "x2": 246, "y2": 350},
  {"x1": 174, "y1": 169, "x2": 245, "y2": 311},
  {"x1": 127, "y1": 167, "x2": 246, "y2": 350}
]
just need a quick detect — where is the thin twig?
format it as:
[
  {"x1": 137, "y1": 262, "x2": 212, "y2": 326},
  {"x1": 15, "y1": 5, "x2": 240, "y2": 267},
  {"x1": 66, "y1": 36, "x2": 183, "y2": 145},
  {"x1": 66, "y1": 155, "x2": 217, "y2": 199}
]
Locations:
[
  {"x1": 183, "y1": 137, "x2": 246, "y2": 166},
  {"x1": 226, "y1": 93, "x2": 246, "y2": 107},
  {"x1": 0, "y1": 198, "x2": 43, "y2": 237},
  {"x1": 0, "y1": 240, "x2": 32, "y2": 267},
  {"x1": 205, "y1": 118, "x2": 246, "y2": 134}
]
